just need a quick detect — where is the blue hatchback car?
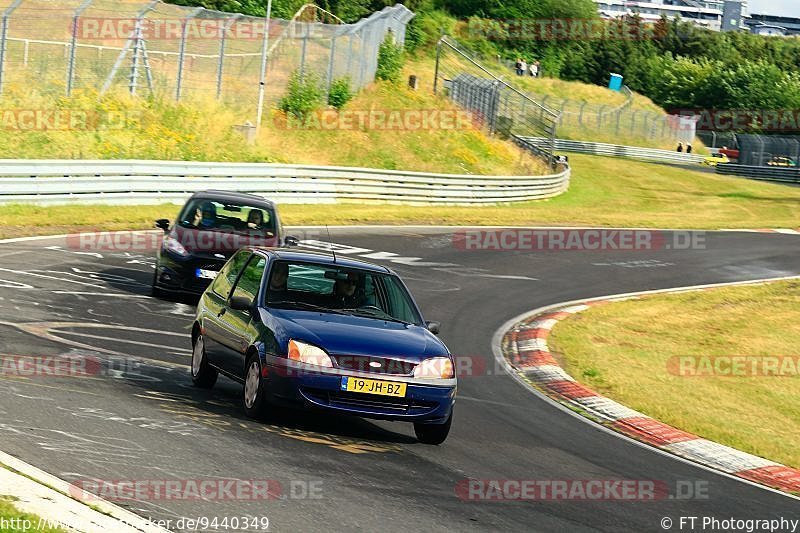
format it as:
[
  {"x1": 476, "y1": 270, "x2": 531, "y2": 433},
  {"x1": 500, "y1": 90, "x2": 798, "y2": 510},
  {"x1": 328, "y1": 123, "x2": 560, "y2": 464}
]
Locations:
[{"x1": 191, "y1": 247, "x2": 456, "y2": 444}]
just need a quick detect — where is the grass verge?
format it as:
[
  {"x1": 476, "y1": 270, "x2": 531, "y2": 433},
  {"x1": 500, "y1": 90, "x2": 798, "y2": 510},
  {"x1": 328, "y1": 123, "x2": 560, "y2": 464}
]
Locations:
[
  {"x1": 548, "y1": 280, "x2": 800, "y2": 469},
  {"x1": 0, "y1": 496, "x2": 65, "y2": 532},
  {"x1": 2, "y1": 154, "x2": 799, "y2": 239}
]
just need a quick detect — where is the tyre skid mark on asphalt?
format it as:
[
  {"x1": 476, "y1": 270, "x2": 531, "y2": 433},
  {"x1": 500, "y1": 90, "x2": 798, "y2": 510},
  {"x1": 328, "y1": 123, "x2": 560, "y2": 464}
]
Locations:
[
  {"x1": 135, "y1": 390, "x2": 404, "y2": 455},
  {"x1": 0, "y1": 424, "x2": 146, "y2": 460}
]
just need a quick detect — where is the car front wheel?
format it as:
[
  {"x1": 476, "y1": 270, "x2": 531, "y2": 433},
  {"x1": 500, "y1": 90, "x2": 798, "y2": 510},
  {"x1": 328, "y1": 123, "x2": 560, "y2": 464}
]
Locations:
[
  {"x1": 414, "y1": 412, "x2": 452, "y2": 445},
  {"x1": 243, "y1": 353, "x2": 268, "y2": 419},
  {"x1": 191, "y1": 334, "x2": 218, "y2": 388}
]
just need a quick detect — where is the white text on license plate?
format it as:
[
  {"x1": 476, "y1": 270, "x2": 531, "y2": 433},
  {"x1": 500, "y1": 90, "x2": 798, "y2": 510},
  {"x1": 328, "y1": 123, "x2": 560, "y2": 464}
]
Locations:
[{"x1": 341, "y1": 377, "x2": 406, "y2": 397}]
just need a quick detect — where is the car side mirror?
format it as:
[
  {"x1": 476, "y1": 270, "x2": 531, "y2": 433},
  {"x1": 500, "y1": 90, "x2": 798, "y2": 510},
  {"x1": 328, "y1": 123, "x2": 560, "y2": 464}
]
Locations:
[
  {"x1": 426, "y1": 321, "x2": 441, "y2": 335},
  {"x1": 284, "y1": 235, "x2": 300, "y2": 247},
  {"x1": 155, "y1": 219, "x2": 170, "y2": 232},
  {"x1": 229, "y1": 295, "x2": 254, "y2": 312}
]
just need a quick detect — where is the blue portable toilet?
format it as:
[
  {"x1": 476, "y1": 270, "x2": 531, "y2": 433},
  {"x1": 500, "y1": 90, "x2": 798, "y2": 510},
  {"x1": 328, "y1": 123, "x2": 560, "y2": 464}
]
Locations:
[{"x1": 609, "y1": 73, "x2": 623, "y2": 92}]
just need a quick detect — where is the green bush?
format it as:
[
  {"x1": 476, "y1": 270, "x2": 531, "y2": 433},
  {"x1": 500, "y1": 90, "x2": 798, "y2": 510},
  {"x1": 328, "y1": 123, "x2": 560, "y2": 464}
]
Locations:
[
  {"x1": 278, "y1": 72, "x2": 324, "y2": 119},
  {"x1": 327, "y1": 77, "x2": 354, "y2": 109},
  {"x1": 376, "y1": 34, "x2": 405, "y2": 84}
]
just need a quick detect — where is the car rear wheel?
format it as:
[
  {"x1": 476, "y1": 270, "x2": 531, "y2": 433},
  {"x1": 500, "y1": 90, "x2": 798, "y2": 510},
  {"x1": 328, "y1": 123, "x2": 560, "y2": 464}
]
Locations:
[
  {"x1": 191, "y1": 334, "x2": 218, "y2": 388},
  {"x1": 243, "y1": 354, "x2": 268, "y2": 419},
  {"x1": 414, "y1": 412, "x2": 452, "y2": 445}
]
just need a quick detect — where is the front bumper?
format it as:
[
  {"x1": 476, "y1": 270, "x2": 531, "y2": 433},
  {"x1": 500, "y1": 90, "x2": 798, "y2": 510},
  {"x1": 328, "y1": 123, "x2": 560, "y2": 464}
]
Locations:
[
  {"x1": 154, "y1": 253, "x2": 225, "y2": 295},
  {"x1": 263, "y1": 355, "x2": 456, "y2": 423}
]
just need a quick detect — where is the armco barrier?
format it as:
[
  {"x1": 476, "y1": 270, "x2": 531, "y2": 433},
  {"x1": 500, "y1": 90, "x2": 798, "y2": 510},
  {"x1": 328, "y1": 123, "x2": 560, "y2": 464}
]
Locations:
[
  {"x1": 715, "y1": 164, "x2": 800, "y2": 185},
  {"x1": 0, "y1": 160, "x2": 570, "y2": 205},
  {"x1": 521, "y1": 137, "x2": 704, "y2": 166}
]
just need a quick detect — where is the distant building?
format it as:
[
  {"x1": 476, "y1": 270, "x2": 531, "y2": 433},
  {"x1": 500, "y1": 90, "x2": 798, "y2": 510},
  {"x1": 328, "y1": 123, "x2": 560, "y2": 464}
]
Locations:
[
  {"x1": 594, "y1": 0, "x2": 747, "y2": 32},
  {"x1": 745, "y1": 13, "x2": 800, "y2": 36}
]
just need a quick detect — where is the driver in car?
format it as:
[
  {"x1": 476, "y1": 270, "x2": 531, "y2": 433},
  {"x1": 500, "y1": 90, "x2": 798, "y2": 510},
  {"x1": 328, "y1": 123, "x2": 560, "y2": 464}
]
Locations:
[
  {"x1": 190, "y1": 202, "x2": 217, "y2": 229},
  {"x1": 331, "y1": 272, "x2": 363, "y2": 308}
]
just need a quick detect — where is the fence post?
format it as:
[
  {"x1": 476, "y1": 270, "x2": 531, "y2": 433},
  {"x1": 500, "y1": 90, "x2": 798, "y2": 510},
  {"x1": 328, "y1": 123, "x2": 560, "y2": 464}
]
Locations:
[
  {"x1": 254, "y1": 0, "x2": 272, "y2": 137},
  {"x1": 67, "y1": 0, "x2": 94, "y2": 96},
  {"x1": 433, "y1": 37, "x2": 443, "y2": 94},
  {"x1": 299, "y1": 23, "x2": 309, "y2": 82},
  {"x1": 175, "y1": 7, "x2": 203, "y2": 101},
  {"x1": 0, "y1": 0, "x2": 24, "y2": 97},
  {"x1": 216, "y1": 14, "x2": 240, "y2": 100},
  {"x1": 344, "y1": 31, "x2": 354, "y2": 81},
  {"x1": 325, "y1": 29, "x2": 340, "y2": 96}
]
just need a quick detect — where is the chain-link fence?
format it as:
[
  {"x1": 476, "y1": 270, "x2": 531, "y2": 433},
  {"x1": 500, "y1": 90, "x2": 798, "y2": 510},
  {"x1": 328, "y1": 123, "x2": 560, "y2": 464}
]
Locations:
[
  {"x1": 487, "y1": 56, "x2": 686, "y2": 146},
  {"x1": 433, "y1": 36, "x2": 558, "y2": 166},
  {"x1": 0, "y1": 0, "x2": 414, "y2": 118},
  {"x1": 696, "y1": 131, "x2": 738, "y2": 149},
  {"x1": 737, "y1": 134, "x2": 800, "y2": 167}
]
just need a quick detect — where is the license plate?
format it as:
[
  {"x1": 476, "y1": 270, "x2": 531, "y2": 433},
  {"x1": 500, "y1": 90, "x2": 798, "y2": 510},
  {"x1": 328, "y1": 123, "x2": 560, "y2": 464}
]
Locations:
[
  {"x1": 341, "y1": 377, "x2": 406, "y2": 397},
  {"x1": 196, "y1": 268, "x2": 218, "y2": 279}
]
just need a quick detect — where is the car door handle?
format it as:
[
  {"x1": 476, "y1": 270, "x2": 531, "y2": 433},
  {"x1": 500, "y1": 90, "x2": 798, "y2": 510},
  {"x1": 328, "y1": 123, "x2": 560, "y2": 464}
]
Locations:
[{"x1": 218, "y1": 308, "x2": 226, "y2": 318}]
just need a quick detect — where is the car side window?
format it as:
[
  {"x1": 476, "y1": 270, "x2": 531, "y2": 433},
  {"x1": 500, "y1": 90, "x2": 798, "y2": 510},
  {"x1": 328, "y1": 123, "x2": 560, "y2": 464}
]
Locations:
[
  {"x1": 231, "y1": 255, "x2": 267, "y2": 305},
  {"x1": 210, "y1": 251, "x2": 251, "y2": 299}
]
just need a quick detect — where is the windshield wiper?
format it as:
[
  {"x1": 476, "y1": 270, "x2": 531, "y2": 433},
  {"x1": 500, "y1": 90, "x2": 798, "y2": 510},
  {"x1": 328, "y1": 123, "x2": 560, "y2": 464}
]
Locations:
[
  {"x1": 340, "y1": 307, "x2": 413, "y2": 326},
  {"x1": 270, "y1": 301, "x2": 345, "y2": 314}
]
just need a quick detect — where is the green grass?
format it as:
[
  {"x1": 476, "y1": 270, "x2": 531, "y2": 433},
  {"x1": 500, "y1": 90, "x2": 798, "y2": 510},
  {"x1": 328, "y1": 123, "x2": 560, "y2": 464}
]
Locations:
[
  {"x1": 2, "y1": 154, "x2": 799, "y2": 239},
  {"x1": 548, "y1": 280, "x2": 800, "y2": 469},
  {"x1": 0, "y1": 497, "x2": 66, "y2": 532}
]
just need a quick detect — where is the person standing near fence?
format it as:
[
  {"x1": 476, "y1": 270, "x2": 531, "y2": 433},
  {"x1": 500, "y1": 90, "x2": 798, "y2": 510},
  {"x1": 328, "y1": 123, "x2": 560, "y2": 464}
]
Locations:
[
  {"x1": 519, "y1": 59, "x2": 527, "y2": 77},
  {"x1": 530, "y1": 61, "x2": 540, "y2": 78},
  {"x1": 677, "y1": 142, "x2": 684, "y2": 153}
]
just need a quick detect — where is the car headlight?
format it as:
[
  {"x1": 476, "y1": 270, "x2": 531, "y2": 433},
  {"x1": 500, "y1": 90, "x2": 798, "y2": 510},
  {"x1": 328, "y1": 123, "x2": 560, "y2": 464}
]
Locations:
[
  {"x1": 163, "y1": 236, "x2": 189, "y2": 257},
  {"x1": 413, "y1": 357, "x2": 454, "y2": 379},
  {"x1": 288, "y1": 340, "x2": 333, "y2": 368}
]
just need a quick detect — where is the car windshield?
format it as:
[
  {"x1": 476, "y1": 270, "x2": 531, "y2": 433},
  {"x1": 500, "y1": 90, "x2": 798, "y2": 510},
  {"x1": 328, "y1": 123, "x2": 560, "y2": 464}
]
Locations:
[
  {"x1": 265, "y1": 260, "x2": 423, "y2": 326},
  {"x1": 177, "y1": 199, "x2": 276, "y2": 236}
]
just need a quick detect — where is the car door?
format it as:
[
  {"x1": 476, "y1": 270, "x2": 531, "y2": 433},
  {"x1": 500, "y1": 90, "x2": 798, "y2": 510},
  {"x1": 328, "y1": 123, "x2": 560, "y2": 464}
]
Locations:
[
  {"x1": 215, "y1": 254, "x2": 267, "y2": 378},
  {"x1": 202, "y1": 250, "x2": 251, "y2": 371}
]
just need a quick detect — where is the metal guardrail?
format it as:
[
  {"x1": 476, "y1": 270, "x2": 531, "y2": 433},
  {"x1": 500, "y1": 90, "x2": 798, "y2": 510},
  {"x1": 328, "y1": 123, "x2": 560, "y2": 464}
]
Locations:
[
  {"x1": 716, "y1": 164, "x2": 800, "y2": 184},
  {"x1": 522, "y1": 137, "x2": 704, "y2": 166},
  {"x1": 0, "y1": 159, "x2": 571, "y2": 205}
]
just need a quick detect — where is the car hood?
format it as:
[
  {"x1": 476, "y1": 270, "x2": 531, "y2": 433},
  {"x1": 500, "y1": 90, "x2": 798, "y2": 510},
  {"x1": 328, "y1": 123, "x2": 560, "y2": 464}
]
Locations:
[
  {"x1": 173, "y1": 226, "x2": 279, "y2": 255},
  {"x1": 264, "y1": 308, "x2": 449, "y2": 361}
]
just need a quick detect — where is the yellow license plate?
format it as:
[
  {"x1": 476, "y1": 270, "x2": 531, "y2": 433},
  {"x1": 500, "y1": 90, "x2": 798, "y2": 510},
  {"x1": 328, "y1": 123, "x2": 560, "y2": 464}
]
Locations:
[{"x1": 341, "y1": 377, "x2": 407, "y2": 397}]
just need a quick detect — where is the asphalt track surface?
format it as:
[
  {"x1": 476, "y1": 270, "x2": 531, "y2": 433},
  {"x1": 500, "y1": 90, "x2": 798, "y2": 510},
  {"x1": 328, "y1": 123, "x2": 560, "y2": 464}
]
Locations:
[{"x1": 0, "y1": 227, "x2": 799, "y2": 532}]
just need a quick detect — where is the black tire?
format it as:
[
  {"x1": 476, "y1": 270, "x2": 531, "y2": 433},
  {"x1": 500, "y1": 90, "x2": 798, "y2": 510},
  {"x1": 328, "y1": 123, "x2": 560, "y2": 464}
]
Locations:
[
  {"x1": 243, "y1": 353, "x2": 268, "y2": 419},
  {"x1": 191, "y1": 334, "x2": 218, "y2": 388},
  {"x1": 414, "y1": 412, "x2": 452, "y2": 445}
]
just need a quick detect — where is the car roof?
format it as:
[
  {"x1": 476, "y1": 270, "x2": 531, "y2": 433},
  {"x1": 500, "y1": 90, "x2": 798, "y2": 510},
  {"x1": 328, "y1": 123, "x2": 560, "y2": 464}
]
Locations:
[
  {"x1": 190, "y1": 190, "x2": 276, "y2": 208},
  {"x1": 251, "y1": 247, "x2": 392, "y2": 274}
]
